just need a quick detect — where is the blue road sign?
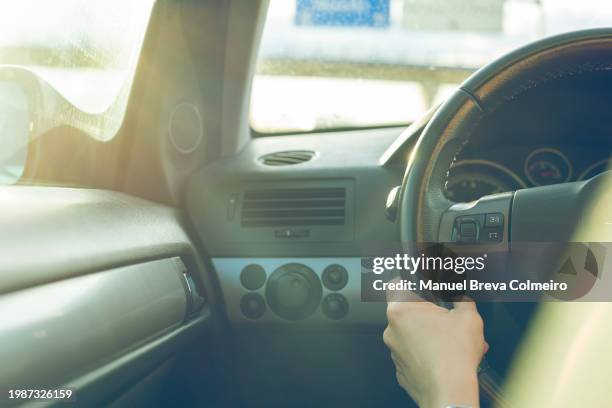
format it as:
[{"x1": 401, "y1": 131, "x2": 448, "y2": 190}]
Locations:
[{"x1": 295, "y1": 0, "x2": 390, "y2": 28}]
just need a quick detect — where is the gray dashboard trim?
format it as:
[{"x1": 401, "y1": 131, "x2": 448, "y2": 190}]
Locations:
[
  {"x1": 0, "y1": 186, "x2": 193, "y2": 295},
  {"x1": 0, "y1": 258, "x2": 188, "y2": 392}
]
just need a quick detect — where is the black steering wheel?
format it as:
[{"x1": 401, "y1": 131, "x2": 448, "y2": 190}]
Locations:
[{"x1": 399, "y1": 28, "x2": 612, "y2": 406}]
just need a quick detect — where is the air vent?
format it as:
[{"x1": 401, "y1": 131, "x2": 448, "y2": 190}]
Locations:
[
  {"x1": 241, "y1": 188, "x2": 345, "y2": 228},
  {"x1": 259, "y1": 150, "x2": 316, "y2": 166}
]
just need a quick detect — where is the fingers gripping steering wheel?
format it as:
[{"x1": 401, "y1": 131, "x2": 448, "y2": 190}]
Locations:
[{"x1": 398, "y1": 29, "x2": 612, "y2": 406}]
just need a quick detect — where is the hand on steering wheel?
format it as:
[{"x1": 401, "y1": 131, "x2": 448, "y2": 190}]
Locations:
[{"x1": 385, "y1": 286, "x2": 487, "y2": 408}]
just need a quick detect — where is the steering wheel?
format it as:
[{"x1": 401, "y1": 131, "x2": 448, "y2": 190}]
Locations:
[{"x1": 399, "y1": 28, "x2": 612, "y2": 406}]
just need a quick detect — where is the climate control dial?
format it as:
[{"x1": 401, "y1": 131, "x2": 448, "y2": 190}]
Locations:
[{"x1": 265, "y1": 263, "x2": 322, "y2": 320}]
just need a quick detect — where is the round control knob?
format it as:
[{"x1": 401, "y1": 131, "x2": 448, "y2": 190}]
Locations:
[
  {"x1": 322, "y1": 293, "x2": 349, "y2": 320},
  {"x1": 322, "y1": 264, "x2": 348, "y2": 291},
  {"x1": 240, "y1": 264, "x2": 266, "y2": 290},
  {"x1": 275, "y1": 273, "x2": 310, "y2": 308},
  {"x1": 266, "y1": 263, "x2": 322, "y2": 320},
  {"x1": 240, "y1": 293, "x2": 266, "y2": 319}
]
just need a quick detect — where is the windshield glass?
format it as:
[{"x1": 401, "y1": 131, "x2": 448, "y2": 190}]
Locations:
[
  {"x1": 0, "y1": 0, "x2": 153, "y2": 115},
  {"x1": 252, "y1": 0, "x2": 612, "y2": 133},
  {"x1": 0, "y1": 0, "x2": 154, "y2": 184}
]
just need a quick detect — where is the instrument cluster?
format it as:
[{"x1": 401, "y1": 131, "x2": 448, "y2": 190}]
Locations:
[{"x1": 445, "y1": 146, "x2": 611, "y2": 203}]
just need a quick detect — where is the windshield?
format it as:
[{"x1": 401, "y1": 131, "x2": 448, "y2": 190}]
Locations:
[
  {"x1": 252, "y1": 0, "x2": 612, "y2": 133},
  {"x1": 0, "y1": 0, "x2": 153, "y2": 115},
  {"x1": 0, "y1": 0, "x2": 154, "y2": 184}
]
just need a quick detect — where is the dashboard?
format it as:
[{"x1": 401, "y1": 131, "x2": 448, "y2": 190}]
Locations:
[
  {"x1": 187, "y1": 119, "x2": 612, "y2": 327},
  {"x1": 187, "y1": 68, "x2": 612, "y2": 327},
  {"x1": 446, "y1": 145, "x2": 611, "y2": 203}
]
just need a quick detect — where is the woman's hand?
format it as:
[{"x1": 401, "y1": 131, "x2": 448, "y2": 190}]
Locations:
[{"x1": 383, "y1": 293, "x2": 488, "y2": 408}]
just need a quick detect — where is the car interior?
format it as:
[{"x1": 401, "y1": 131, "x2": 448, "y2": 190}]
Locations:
[{"x1": 2, "y1": 0, "x2": 612, "y2": 407}]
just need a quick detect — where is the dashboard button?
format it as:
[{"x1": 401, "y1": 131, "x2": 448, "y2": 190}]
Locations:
[
  {"x1": 322, "y1": 264, "x2": 348, "y2": 291},
  {"x1": 240, "y1": 264, "x2": 266, "y2": 290},
  {"x1": 485, "y1": 213, "x2": 504, "y2": 227},
  {"x1": 240, "y1": 293, "x2": 266, "y2": 319},
  {"x1": 322, "y1": 294, "x2": 348, "y2": 320},
  {"x1": 274, "y1": 229, "x2": 310, "y2": 238}
]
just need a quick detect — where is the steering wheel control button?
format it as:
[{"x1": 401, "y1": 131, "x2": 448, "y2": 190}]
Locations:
[
  {"x1": 240, "y1": 293, "x2": 266, "y2": 319},
  {"x1": 452, "y1": 213, "x2": 506, "y2": 244},
  {"x1": 266, "y1": 263, "x2": 322, "y2": 320},
  {"x1": 322, "y1": 264, "x2": 348, "y2": 291},
  {"x1": 485, "y1": 213, "x2": 504, "y2": 227},
  {"x1": 322, "y1": 294, "x2": 349, "y2": 320},
  {"x1": 481, "y1": 228, "x2": 503, "y2": 243},
  {"x1": 459, "y1": 221, "x2": 477, "y2": 237},
  {"x1": 457, "y1": 218, "x2": 478, "y2": 242},
  {"x1": 240, "y1": 264, "x2": 266, "y2": 290}
]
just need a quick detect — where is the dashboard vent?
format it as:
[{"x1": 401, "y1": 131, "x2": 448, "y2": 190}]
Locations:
[
  {"x1": 241, "y1": 188, "x2": 346, "y2": 227},
  {"x1": 259, "y1": 150, "x2": 316, "y2": 166}
]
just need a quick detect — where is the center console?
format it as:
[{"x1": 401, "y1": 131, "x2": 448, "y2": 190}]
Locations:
[{"x1": 212, "y1": 258, "x2": 385, "y2": 325}]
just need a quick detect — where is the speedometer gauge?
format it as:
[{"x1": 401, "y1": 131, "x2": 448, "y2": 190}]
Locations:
[
  {"x1": 524, "y1": 148, "x2": 571, "y2": 186},
  {"x1": 445, "y1": 160, "x2": 526, "y2": 203},
  {"x1": 446, "y1": 173, "x2": 510, "y2": 203}
]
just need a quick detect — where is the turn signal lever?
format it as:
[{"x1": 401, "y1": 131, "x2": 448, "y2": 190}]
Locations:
[{"x1": 385, "y1": 185, "x2": 401, "y2": 222}]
